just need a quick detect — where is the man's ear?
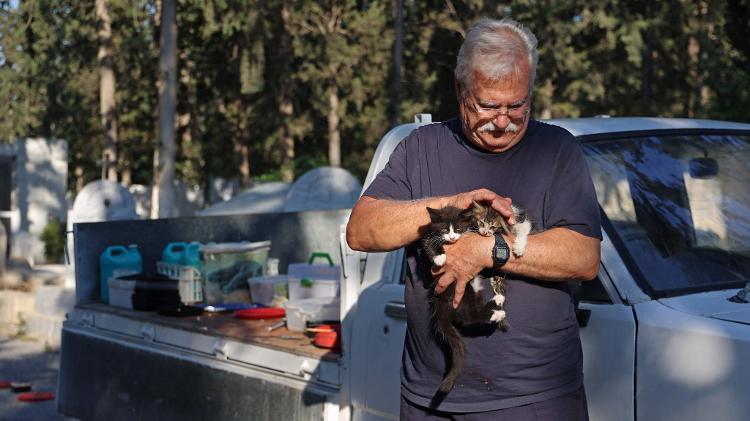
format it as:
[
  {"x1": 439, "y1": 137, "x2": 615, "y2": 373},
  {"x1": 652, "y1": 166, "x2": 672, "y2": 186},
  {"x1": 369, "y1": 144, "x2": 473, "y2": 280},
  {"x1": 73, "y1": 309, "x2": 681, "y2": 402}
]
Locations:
[{"x1": 454, "y1": 78, "x2": 462, "y2": 101}]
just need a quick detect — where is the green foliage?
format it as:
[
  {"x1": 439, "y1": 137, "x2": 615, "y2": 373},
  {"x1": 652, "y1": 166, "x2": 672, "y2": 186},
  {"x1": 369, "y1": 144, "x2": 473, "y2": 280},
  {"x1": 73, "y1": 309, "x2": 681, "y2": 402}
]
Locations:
[
  {"x1": 1, "y1": 0, "x2": 748, "y2": 191},
  {"x1": 40, "y1": 217, "x2": 65, "y2": 263}
]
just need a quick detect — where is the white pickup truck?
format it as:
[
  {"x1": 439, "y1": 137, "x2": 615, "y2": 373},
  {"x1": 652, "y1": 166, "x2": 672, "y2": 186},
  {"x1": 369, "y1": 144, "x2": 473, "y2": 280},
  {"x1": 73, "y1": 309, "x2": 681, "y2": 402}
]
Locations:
[{"x1": 59, "y1": 115, "x2": 750, "y2": 421}]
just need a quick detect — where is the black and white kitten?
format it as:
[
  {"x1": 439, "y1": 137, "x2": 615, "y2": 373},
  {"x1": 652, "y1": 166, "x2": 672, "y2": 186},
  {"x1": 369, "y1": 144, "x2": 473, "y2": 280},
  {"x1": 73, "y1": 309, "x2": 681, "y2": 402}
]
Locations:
[
  {"x1": 421, "y1": 202, "x2": 531, "y2": 394},
  {"x1": 471, "y1": 200, "x2": 532, "y2": 329}
]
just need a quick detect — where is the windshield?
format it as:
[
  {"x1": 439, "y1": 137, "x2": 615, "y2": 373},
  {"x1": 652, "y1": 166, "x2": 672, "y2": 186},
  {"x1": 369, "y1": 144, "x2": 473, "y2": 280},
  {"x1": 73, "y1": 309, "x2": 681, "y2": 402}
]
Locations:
[{"x1": 582, "y1": 133, "x2": 750, "y2": 297}]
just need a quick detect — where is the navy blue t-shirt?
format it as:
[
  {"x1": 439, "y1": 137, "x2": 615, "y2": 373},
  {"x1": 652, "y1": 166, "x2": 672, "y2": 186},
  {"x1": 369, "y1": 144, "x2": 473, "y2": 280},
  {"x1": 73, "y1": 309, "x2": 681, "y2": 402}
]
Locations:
[{"x1": 363, "y1": 118, "x2": 602, "y2": 412}]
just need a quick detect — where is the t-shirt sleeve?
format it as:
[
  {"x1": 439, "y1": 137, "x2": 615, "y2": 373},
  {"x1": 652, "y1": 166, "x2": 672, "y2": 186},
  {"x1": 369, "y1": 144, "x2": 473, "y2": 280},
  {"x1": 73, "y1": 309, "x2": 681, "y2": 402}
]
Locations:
[
  {"x1": 362, "y1": 135, "x2": 413, "y2": 201},
  {"x1": 544, "y1": 133, "x2": 602, "y2": 240}
]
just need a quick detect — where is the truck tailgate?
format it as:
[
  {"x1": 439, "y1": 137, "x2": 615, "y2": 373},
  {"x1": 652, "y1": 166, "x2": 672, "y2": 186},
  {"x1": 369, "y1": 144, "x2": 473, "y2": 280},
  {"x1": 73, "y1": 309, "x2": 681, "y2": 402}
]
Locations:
[{"x1": 59, "y1": 305, "x2": 341, "y2": 420}]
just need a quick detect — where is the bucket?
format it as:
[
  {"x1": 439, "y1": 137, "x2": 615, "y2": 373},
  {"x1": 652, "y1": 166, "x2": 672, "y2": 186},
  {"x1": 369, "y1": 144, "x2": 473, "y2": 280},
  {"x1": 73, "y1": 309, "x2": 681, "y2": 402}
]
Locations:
[
  {"x1": 162, "y1": 242, "x2": 187, "y2": 265},
  {"x1": 99, "y1": 245, "x2": 143, "y2": 304}
]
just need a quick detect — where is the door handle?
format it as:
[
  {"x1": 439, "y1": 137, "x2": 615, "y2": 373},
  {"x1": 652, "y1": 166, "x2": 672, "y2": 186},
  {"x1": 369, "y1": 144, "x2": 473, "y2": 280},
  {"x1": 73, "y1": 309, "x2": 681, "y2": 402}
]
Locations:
[
  {"x1": 576, "y1": 308, "x2": 592, "y2": 327},
  {"x1": 384, "y1": 301, "x2": 407, "y2": 320}
]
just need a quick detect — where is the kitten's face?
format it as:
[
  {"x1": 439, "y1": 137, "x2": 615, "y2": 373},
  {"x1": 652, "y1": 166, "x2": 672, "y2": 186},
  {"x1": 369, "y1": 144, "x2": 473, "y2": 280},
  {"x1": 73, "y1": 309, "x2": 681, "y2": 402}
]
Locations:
[
  {"x1": 426, "y1": 207, "x2": 474, "y2": 243},
  {"x1": 472, "y1": 201, "x2": 504, "y2": 236}
]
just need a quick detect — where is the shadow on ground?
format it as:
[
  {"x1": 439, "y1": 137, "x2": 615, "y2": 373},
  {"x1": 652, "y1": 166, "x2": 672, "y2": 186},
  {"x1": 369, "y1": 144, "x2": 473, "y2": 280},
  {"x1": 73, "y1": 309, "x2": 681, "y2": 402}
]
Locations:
[{"x1": 0, "y1": 336, "x2": 78, "y2": 421}]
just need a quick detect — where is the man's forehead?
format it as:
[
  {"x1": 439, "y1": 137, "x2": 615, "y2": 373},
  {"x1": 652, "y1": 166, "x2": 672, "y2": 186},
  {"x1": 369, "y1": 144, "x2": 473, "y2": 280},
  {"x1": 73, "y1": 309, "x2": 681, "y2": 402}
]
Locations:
[{"x1": 469, "y1": 72, "x2": 529, "y2": 100}]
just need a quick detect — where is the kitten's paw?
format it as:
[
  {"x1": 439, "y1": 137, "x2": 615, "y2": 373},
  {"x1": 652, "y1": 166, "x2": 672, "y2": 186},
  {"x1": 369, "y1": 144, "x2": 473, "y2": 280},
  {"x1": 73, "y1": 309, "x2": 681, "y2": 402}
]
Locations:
[
  {"x1": 511, "y1": 220, "x2": 531, "y2": 257},
  {"x1": 471, "y1": 276, "x2": 484, "y2": 292},
  {"x1": 490, "y1": 310, "x2": 507, "y2": 323},
  {"x1": 493, "y1": 293, "x2": 505, "y2": 306},
  {"x1": 433, "y1": 254, "x2": 446, "y2": 267}
]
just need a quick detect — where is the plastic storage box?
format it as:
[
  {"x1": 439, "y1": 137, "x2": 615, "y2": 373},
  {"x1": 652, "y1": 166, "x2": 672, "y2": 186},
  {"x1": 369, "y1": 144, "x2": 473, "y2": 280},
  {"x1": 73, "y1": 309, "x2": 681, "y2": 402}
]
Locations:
[
  {"x1": 247, "y1": 275, "x2": 288, "y2": 307},
  {"x1": 201, "y1": 241, "x2": 271, "y2": 304},
  {"x1": 284, "y1": 296, "x2": 340, "y2": 332},
  {"x1": 287, "y1": 253, "x2": 340, "y2": 301}
]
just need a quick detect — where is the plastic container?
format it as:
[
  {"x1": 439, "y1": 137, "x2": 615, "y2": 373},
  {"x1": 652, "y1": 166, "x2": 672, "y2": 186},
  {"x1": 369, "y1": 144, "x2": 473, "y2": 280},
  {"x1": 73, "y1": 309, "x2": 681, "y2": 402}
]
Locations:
[
  {"x1": 181, "y1": 242, "x2": 202, "y2": 270},
  {"x1": 201, "y1": 241, "x2": 271, "y2": 304},
  {"x1": 99, "y1": 245, "x2": 142, "y2": 304},
  {"x1": 162, "y1": 242, "x2": 187, "y2": 264},
  {"x1": 287, "y1": 252, "x2": 340, "y2": 301},
  {"x1": 247, "y1": 275, "x2": 289, "y2": 306},
  {"x1": 157, "y1": 261, "x2": 204, "y2": 304},
  {"x1": 284, "y1": 296, "x2": 340, "y2": 332}
]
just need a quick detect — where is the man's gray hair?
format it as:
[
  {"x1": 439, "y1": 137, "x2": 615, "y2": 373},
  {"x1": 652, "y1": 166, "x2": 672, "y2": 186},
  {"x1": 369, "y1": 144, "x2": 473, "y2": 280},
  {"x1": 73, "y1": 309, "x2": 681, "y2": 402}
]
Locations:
[{"x1": 455, "y1": 18, "x2": 538, "y2": 98}]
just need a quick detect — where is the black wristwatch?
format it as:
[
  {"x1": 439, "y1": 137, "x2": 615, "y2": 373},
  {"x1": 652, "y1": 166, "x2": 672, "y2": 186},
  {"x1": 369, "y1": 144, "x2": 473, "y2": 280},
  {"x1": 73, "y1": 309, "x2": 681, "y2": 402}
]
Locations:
[{"x1": 492, "y1": 233, "x2": 510, "y2": 268}]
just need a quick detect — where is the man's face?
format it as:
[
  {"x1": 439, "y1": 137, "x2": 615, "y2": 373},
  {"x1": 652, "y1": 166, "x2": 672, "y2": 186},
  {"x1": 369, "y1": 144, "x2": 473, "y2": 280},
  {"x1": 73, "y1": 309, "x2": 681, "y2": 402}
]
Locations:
[{"x1": 457, "y1": 63, "x2": 532, "y2": 153}]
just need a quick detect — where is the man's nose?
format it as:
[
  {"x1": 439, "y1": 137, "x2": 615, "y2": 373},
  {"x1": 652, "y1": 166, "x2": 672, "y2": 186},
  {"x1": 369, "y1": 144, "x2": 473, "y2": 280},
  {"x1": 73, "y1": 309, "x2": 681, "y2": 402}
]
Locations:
[{"x1": 491, "y1": 112, "x2": 511, "y2": 128}]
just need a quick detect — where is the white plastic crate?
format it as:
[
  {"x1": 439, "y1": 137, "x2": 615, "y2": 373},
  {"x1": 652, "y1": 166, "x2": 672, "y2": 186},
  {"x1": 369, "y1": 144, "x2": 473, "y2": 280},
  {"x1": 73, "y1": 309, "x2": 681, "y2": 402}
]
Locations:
[{"x1": 157, "y1": 261, "x2": 203, "y2": 304}]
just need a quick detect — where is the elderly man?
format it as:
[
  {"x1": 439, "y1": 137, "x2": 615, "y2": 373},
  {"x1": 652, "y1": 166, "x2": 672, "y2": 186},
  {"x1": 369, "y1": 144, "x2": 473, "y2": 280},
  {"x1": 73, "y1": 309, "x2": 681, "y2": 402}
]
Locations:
[{"x1": 347, "y1": 17, "x2": 601, "y2": 420}]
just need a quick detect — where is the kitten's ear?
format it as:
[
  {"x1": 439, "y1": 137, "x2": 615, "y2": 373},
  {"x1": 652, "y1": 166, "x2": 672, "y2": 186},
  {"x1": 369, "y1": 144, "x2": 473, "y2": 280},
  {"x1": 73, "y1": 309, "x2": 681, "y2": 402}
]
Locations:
[
  {"x1": 471, "y1": 200, "x2": 485, "y2": 216},
  {"x1": 426, "y1": 207, "x2": 439, "y2": 222},
  {"x1": 471, "y1": 200, "x2": 487, "y2": 214},
  {"x1": 460, "y1": 208, "x2": 475, "y2": 220}
]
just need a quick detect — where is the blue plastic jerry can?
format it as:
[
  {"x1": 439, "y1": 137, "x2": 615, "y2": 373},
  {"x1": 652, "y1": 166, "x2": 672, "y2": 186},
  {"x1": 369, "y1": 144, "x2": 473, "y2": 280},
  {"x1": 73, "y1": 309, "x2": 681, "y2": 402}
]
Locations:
[
  {"x1": 99, "y1": 244, "x2": 143, "y2": 304},
  {"x1": 180, "y1": 242, "x2": 202, "y2": 270},
  {"x1": 162, "y1": 242, "x2": 187, "y2": 265}
]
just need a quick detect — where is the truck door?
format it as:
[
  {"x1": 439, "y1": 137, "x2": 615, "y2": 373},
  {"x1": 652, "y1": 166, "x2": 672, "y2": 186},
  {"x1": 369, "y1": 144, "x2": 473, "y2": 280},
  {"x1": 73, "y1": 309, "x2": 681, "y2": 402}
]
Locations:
[
  {"x1": 577, "y1": 232, "x2": 638, "y2": 421},
  {"x1": 349, "y1": 250, "x2": 406, "y2": 421}
]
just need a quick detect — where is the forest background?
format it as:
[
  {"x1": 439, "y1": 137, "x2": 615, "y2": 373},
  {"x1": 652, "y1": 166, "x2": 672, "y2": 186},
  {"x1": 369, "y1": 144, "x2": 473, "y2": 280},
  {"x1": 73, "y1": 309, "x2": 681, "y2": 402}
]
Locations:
[{"x1": 1, "y1": 0, "x2": 749, "y2": 201}]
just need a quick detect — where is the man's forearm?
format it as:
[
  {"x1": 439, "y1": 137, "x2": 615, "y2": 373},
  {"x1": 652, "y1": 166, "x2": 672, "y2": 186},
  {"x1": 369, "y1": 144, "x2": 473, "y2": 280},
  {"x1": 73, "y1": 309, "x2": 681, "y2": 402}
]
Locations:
[
  {"x1": 347, "y1": 189, "x2": 516, "y2": 252},
  {"x1": 503, "y1": 228, "x2": 600, "y2": 281},
  {"x1": 346, "y1": 195, "x2": 445, "y2": 252},
  {"x1": 435, "y1": 227, "x2": 600, "y2": 306}
]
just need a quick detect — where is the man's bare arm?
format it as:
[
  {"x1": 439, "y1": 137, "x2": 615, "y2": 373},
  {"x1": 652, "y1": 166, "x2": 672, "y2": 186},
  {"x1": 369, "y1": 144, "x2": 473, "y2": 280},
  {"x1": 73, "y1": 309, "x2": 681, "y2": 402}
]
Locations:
[
  {"x1": 346, "y1": 189, "x2": 515, "y2": 252},
  {"x1": 435, "y1": 228, "x2": 600, "y2": 307},
  {"x1": 502, "y1": 228, "x2": 600, "y2": 281}
]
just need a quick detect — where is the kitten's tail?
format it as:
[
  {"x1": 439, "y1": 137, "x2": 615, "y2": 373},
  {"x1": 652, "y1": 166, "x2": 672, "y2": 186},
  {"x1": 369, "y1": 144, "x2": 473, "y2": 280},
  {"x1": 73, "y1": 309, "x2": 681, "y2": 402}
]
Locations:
[{"x1": 437, "y1": 316, "x2": 465, "y2": 393}]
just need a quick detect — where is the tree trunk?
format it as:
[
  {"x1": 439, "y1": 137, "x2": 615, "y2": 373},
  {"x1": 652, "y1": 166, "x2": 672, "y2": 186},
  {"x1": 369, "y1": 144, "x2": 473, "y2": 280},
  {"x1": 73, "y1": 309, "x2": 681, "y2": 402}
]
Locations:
[
  {"x1": 96, "y1": 0, "x2": 118, "y2": 182},
  {"x1": 278, "y1": 3, "x2": 295, "y2": 182},
  {"x1": 641, "y1": 2, "x2": 654, "y2": 115},
  {"x1": 327, "y1": 88, "x2": 341, "y2": 167},
  {"x1": 389, "y1": 0, "x2": 404, "y2": 127},
  {"x1": 279, "y1": 97, "x2": 294, "y2": 182},
  {"x1": 151, "y1": 0, "x2": 177, "y2": 218}
]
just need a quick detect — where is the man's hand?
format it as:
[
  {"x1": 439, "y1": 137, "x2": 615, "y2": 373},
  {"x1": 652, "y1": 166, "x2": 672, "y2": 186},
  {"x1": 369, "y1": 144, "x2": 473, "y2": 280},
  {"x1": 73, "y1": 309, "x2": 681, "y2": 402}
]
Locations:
[
  {"x1": 347, "y1": 188, "x2": 514, "y2": 252},
  {"x1": 445, "y1": 189, "x2": 516, "y2": 224},
  {"x1": 432, "y1": 232, "x2": 496, "y2": 308}
]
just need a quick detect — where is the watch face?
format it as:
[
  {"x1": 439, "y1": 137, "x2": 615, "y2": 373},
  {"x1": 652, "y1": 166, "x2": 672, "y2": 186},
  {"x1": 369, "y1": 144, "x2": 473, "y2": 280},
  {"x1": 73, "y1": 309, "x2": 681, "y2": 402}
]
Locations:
[{"x1": 494, "y1": 247, "x2": 509, "y2": 261}]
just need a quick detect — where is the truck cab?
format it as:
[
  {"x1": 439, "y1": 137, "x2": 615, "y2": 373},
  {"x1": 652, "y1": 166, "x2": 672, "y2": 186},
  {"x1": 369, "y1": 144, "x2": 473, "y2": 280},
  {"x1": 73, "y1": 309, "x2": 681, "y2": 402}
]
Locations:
[{"x1": 345, "y1": 115, "x2": 750, "y2": 421}]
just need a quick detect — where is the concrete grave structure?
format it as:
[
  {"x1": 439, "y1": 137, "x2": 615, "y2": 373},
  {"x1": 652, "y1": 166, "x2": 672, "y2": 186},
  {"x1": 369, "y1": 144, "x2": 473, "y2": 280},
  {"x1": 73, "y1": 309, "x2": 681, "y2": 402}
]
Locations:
[{"x1": 0, "y1": 138, "x2": 68, "y2": 264}]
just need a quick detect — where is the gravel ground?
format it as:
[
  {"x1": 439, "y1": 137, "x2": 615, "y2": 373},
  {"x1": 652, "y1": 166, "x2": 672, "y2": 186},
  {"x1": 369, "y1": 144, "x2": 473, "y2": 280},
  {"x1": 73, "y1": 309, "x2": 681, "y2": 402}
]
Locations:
[{"x1": 0, "y1": 337, "x2": 78, "y2": 421}]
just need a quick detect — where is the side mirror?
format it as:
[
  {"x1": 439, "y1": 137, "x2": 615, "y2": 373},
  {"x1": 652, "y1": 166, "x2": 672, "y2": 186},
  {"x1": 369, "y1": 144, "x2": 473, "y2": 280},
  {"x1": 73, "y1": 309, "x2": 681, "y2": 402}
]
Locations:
[{"x1": 689, "y1": 157, "x2": 718, "y2": 179}]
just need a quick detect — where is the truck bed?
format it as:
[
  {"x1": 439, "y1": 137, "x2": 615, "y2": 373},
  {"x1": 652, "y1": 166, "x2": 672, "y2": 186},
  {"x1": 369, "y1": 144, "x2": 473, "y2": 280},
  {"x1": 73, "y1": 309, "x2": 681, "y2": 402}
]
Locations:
[
  {"x1": 58, "y1": 210, "x2": 350, "y2": 420},
  {"x1": 77, "y1": 303, "x2": 339, "y2": 361},
  {"x1": 59, "y1": 303, "x2": 342, "y2": 420}
]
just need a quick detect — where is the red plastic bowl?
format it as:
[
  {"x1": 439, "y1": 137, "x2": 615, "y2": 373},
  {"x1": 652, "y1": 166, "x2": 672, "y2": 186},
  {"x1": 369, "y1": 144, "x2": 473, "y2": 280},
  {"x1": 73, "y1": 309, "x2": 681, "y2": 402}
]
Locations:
[
  {"x1": 18, "y1": 392, "x2": 55, "y2": 402},
  {"x1": 313, "y1": 324, "x2": 341, "y2": 350},
  {"x1": 234, "y1": 307, "x2": 285, "y2": 320}
]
